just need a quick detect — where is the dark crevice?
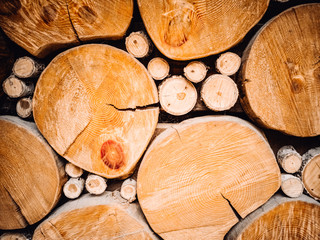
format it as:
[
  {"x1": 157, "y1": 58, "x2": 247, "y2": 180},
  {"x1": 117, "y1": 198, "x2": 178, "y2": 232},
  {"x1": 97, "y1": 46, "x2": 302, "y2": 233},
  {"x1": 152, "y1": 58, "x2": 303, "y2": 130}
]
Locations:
[
  {"x1": 107, "y1": 103, "x2": 159, "y2": 112},
  {"x1": 172, "y1": 126, "x2": 182, "y2": 143},
  {"x1": 4, "y1": 186, "x2": 29, "y2": 225},
  {"x1": 65, "y1": 0, "x2": 81, "y2": 43},
  {"x1": 220, "y1": 193, "x2": 242, "y2": 221}
]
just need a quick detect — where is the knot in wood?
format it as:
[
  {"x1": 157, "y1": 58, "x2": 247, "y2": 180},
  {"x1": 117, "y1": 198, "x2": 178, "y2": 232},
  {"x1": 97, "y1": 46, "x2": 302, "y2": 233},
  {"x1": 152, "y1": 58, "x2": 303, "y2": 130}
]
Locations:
[{"x1": 100, "y1": 140, "x2": 125, "y2": 170}]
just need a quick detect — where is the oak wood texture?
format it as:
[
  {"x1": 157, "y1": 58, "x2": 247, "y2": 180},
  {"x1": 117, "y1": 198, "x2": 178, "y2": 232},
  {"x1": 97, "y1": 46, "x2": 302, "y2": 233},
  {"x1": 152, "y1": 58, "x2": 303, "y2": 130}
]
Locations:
[
  {"x1": 33, "y1": 44, "x2": 159, "y2": 179},
  {"x1": 137, "y1": 116, "x2": 280, "y2": 240},
  {"x1": 225, "y1": 194, "x2": 320, "y2": 240},
  {"x1": 201, "y1": 74, "x2": 239, "y2": 111},
  {"x1": 137, "y1": 0, "x2": 269, "y2": 60},
  {"x1": 159, "y1": 75, "x2": 197, "y2": 116},
  {"x1": 240, "y1": 3, "x2": 320, "y2": 137},
  {"x1": 33, "y1": 191, "x2": 159, "y2": 240},
  {"x1": 0, "y1": 0, "x2": 133, "y2": 58},
  {"x1": 0, "y1": 116, "x2": 66, "y2": 230}
]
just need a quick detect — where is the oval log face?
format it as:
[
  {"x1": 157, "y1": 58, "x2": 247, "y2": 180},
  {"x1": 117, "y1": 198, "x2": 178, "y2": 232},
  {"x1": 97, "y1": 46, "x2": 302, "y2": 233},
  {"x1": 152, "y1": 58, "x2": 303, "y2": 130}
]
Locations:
[
  {"x1": 0, "y1": 116, "x2": 66, "y2": 230},
  {"x1": 33, "y1": 44, "x2": 159, "y2": 179},
  {"x1": 137, "y1": 0, "x2": 269, "y2": 60},
  {"x1": 137, "y1": 116, "x2": 280, "y2": 240},
  {"x1": 240, "y1": 4, "x2": 320, "y2": 137}
]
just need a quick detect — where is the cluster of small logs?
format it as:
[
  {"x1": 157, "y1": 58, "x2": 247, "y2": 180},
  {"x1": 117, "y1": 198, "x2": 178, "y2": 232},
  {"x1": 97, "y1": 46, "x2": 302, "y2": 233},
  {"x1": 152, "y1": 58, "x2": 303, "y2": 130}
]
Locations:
[
  {"x1": 1, "y1": 56, "x2": 44, "y2": 119},
  {"x1": 0, "y1": 1, "x2": 319, "y2": 240}
]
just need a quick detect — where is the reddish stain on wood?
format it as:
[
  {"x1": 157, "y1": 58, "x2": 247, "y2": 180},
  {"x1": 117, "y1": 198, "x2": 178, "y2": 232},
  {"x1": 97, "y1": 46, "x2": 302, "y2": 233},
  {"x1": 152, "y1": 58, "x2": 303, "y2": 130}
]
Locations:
[{"x1": 100, "y1": 140, "x2": 125, "y2": 170}]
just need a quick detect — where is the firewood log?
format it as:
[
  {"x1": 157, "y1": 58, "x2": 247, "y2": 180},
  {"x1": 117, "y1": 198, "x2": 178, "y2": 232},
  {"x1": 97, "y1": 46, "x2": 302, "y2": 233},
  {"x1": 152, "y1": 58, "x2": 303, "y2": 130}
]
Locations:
[
  {"x1": 16, "y1": 97, "x2": 32, "y2": 119},
  {"x1": 85, "y1": 174, "x2": 107, "y2": 195},
  {"x1": 225, "y1": 194, "x2": 320, "y2": 240},
  {"x1": 0, "y1": 0, "x2": 133, "y2": 58},
  {"x1": 147, "y1": 57, "x2": 170, "y2": 80},
  {"x1": 2, "y1": 75, "x2": 34, "y2": 98},
  {"x1": 33, "y1": 44, "x2": 159, "y2": 179},
  {"x1": 32, "y1": 191, "x2": 159, "y2": 240},
  {"x1": 277, "y1": 145, "x2": 302, "y2": 173},
  {"x1": 0, "y1": 233, "x2": 27, "y2": 240},
  {"x1": 281, "y1": 174, "x2": 303, "y2": 198},
  {"x1": 159, "y1": 75, "x2": 197, "y2": 116},
  {"x1": 125, "y1": 31, "x2": 152, "y2": 58},
  {"x1": 216, "y1": 52, "x2": 241, "y2": 76},
  {"x1": 120, "y1": 178, "x2": 137, "y2": 203},
  {"x1": 240, "y1": 4, "x2": 320, "y2": 137},
  {"x1": 65, "y1": 162, "x2": 83, "y2": 178},
  {"x1": 201, "y1": 74, "x2": 238, "y2": 111},
  {"x1": 63, "y1": 178, "x2": 84, "y2": 199},
  {"x1": 298, "y1": 147, "x2": 320, "y2": 200},
  {"x1": 137, "y1": 116, "x2": 280, "y2": 240},
  {"x1": 0, "y1": 116, "x2": 67, "y2": 230},
  {"x1": 137, "y1": 0, "x2": 269, "y2": 60},
  {"x1": 12, "y1": 57, "x2": 45, "y2": 79},
  {"x1": 183, "y1": 61, "x2": 208, "y2": 83}
]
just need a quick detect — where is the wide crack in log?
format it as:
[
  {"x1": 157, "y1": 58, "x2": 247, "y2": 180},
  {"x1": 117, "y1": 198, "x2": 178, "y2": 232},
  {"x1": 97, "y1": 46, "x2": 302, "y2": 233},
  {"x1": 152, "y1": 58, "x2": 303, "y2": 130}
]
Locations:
[
  {"x1": 107, "y1": 103, "x2": 159, "y2": 112},
  {"x1": 65, "y1": 0, "x2": 81, "y2": 43},
  {"x1": 220, "y1": 193, "x2": 242, "y2": 221}
]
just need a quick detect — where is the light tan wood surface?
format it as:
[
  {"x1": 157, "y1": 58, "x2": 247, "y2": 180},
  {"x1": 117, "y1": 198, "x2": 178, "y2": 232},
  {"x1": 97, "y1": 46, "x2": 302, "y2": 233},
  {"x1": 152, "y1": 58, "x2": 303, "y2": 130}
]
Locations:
[
  {"x1": 16, "y1": 97, "x2": 33, "y2": 119},
  {"x1": 138, "y1": 116, "x2": 280, "y2": 240},
  {"x1": 0, "y1": 0, "x2": 133, "y2": 57},
  {"x1": 137, "y1": 0, "x2": 269, "y2": 60},
  {"x1": 85, "y1": 174, "x2": 107, "y2": 195},
  {"x1": 225, "y1": 194, "x2": 320, "y2": 240},
  {"x1": 148, "y1": 57, "x2": 170, "y2": 80},
  {"x1": 2, "y1": 76, "x2": 34, "y2": 98},
  {"x1": 0, "y1": 233, "x2": 27, "y2": 240},
  {"x1": 201, "y1": 74, "x2": 238, "y2": 111},
  {"x1": 159, "y1": 75, "x2": 197, "y2": 116},
  {"x1": 63, "y1": 178, "x2": 84, "y2": 199},
  {"x1": 64, "y1": 162, "x2": 83, "y2": 178},
  {"x1": 0, "y1": 116, "x2": 66, "y2": 230},
  {"x1": 33, "y1": 44, "x2": 159, "y2": 179},
  {"x1": 183, "y1": 61, "x2": 208, "y2": 83},
  {"x1": 126, "y1": 31, "x2": 151, "y2": 58},
  {"x1": 240, "y1": 4, "x2": 320, "y2": 137},
  {"x1": 120, "y1": 178, "x2": 137, "y2": 203},
  {"x1": 216, "y1": 52, "x2": 241, "y2": 76},
  {"x1": 13, "y1": 57, "x2": 45, "y2": 79},
  {"x1": 277, "y1": 145, "x2": 302, "y2": 173},
  {"x1": 281, "y1": 174, "x2": 303, "y2": 198},
  {"x1": 32, "y1": 191, "x2": 159, "y2": 240}
]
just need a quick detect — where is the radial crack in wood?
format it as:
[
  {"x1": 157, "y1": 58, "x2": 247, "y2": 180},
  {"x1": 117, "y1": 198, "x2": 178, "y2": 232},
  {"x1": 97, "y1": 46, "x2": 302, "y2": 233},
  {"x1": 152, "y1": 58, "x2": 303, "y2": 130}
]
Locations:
[
  {"x1": 137, "y1": 116, "x2": 280, "y2": 240},
  {"x1": 225, "y1": 194, "x2": 320, "y2": 240},
  {"x1": 240, "y1": 3, "x2": 320, "y2": 137},
  {"x1": 137, "y1": 0, "x2": 269, "y2": 60},
  {"x1": 33, "y1": 44, "x2": 159, "y2": 179}
]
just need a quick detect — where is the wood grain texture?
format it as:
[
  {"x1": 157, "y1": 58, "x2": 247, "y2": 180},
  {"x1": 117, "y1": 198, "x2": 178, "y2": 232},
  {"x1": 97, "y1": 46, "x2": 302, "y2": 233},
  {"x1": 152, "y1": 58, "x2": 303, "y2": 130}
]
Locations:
[
  {"x1": 0, "y1": 0, "x2": 133, "y2": 57},
  {"x1": 0, "y1": 116, "x2": 66, "y2": 230},
  {"x1": 33, "y1": 191, "x2": 159, "y2": 240},
  {"x1": 33, "y1": 44, "x2": 159, "y2": 179},
  {"x1": 240, "y1": 3, "x2": 320, "y2": 137},
  {"x1": 137, "y1": 116, "x2": 280, "y2": 240},
  {"x1": 137, "y1": 0, "x2": 269, "y2": 60},
  {"x1": 225, "y1": 194, "x2": 320, "y2": 240}
]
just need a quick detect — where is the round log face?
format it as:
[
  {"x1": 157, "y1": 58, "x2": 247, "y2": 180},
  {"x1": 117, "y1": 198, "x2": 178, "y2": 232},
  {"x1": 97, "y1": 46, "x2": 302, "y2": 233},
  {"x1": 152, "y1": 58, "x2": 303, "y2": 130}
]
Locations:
[
  {"x1": 137, "y1": 116, "x2": 280, "y2": 240},
  {"x1": 0, "y1": 116, "x2": 66, "y2": 230},
  {"x1": 302, "y1": 155, "x2": 320, "y2": 200},
  {"x1": 240, "y1": 4, "x2": 320, "y2": 137},
  {"x1": 234, "y1": 200, "x2": 320, "y2": 240},
  {"x1": 33, "y1": 44, "x2": 159, "y2": 179},
  {"x1": 137, "y1": 0, "x2": 269, "y2": 60}
]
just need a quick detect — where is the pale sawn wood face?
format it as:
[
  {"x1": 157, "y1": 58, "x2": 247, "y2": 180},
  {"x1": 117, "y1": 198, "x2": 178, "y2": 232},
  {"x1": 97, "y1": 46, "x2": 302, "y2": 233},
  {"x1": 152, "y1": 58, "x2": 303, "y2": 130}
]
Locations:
[
  {"x1": 138, "y1": 0, "x2": 269, "y2": 60},
  {"x1": 0, "y1": 116, "x2": 66, "y2": 230},
  {"x1": 241, "y1": 4, "x2": 320, "y2": 137},
  {"x1": 33, "y1": 44, "x2": 159, "y2": 179},
  {"x1": 138, "y1": 116, "x2": 280, "y2": 240}
]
